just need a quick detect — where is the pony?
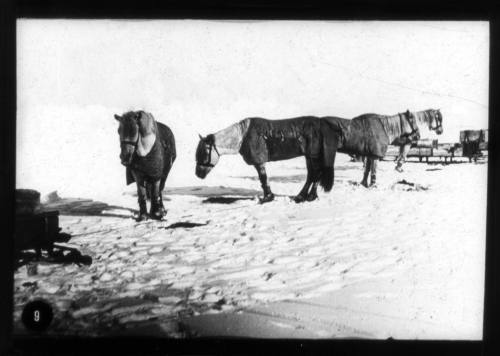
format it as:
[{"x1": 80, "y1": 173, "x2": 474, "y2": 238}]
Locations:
[
  {"x1": 115, "y1": 110, "x2": 176, "y2": 220},
  {"x1": 195, "y1": 117, "x2": 341, "y2": 203},
  {"x1": 393, "y1": 109, "x2": 443, "y2": 172},
  {"x1": 321, "y1": 110, "x2": 420, "y2": 188}
]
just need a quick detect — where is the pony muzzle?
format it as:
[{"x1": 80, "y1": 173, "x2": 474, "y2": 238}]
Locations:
[
  {"x1": 120, "y1": 153, "x2": 134, "y2": 166},
  {"x1": 196, "y1": 164, "x2": 213, "y2": 179}
]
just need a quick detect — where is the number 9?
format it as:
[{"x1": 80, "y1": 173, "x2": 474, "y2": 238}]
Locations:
[{"x1": 34, "y1": 310, "x2": 40, "y2": 322}]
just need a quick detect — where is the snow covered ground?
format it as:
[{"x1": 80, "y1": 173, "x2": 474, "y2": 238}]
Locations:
[{"x1": 14, "y1": 106, "x2": 487, "y2": 338}]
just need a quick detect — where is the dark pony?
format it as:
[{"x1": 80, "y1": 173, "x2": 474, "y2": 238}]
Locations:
[
  {"x1": 195, "y1": 117, "x2": 340, "y2": 203},
  {"x1": 115, "y1": 110, "x2": 176, "y2": 220}
]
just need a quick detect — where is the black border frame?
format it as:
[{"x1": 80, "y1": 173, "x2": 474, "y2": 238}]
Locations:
[{"x1": 2, "y1": 1, "x2": 498, "y2": 355}]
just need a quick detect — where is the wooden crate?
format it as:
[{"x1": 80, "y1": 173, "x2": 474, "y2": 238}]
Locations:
[
  {"x1": 16, "y1": 189, "x2": 42, "y2": 215},
  {"x1": 413, "y1": 139, "x2": 438, "y2": 148},
  {"x1": 408, "y1": 147, "x2": 433, "y2": 157}
]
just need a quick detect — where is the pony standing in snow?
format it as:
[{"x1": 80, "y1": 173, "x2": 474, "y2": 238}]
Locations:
[{"x1": 115, "y1": 110, "x2": 176, "y2": 220}]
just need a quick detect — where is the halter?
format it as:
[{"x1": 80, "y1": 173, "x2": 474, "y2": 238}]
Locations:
[
  {"x1": 120, "y1": 124, "x2": 140, "y2": 149},
  {"x1": 121, "y1": 139, "x2": 138, "y2": 147},
  {"x1": 399, "y1": 112, "x2": 420, "y2": 140},
  {"x1": 429, "y1": 111, "x2": 442, "y2": 131},
  {"x1": 120, "y1": 114, "x2": 157, "y2": 150},
  {"x1": 197, "y1": 139, "x2": 220, "y2": 168}
]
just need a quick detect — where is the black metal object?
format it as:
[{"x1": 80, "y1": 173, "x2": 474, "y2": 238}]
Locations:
[
  {"x1": 15, "y1": 210, "x2": 70, "y2": 258},
  {"x1": 460, "y1": 129, "x2": 488, "y2": 162}
]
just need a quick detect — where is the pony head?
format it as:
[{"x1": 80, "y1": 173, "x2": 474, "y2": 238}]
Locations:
[
  {"x1": 195, "y1": 134, "x2": 220, "y2": 179},
  {"x1": 115, "y1": 111, "x2": 142, "y2": 166},
  {"x1": 431, "y1": 109, "x2": 443, "y2": 135}
]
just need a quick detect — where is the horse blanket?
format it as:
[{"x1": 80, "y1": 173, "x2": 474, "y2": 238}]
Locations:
[
  {"x1": 322, "y1": 115, "x2": 394, "y2": 158},
  {"x1": 126, "y1": 122, "x2": 176, "y2": 185},
  {"x1": 238, "y1": 117, "x2": 340, "y2": 167}
]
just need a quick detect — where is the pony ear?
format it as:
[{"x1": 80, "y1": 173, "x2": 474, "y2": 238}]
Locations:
[
  {"x1": 135, "y1": 111, "x2": 142, "y2": 121},
  {"x1": 114, "y1": 114, "x2": 121, "y2": 121},
  {"x1": 198, "y1": 133, "x2": 204, "y2": 140}
]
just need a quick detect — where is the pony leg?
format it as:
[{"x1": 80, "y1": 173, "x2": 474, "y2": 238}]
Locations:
[
  {"x1": 294, "y1": 158, "x2": 313, "y2": 203},
  {"x1": 255, "y1": 164, "x2": 274, "y2": 203},
  {"x1": 361, "y1": 158, "x2": 372, "y2": 187},
  {"x1": 149, "y1": 180, "x2": 164, "y2": 220},
  {"x1": 158, "y1": 177, "x2": 167, "y2": 215},
  {"x1": 395, "y1": 145, "x2": 409, "y2": 172},
  {"x1": 370, "y1": 159, "x2": 378, "y2": 187},
  {"x1": 307, "y1": 182, "x2": 319, "y2": 201},
  {"x1": 136, "y1": 181, "x2": 149, "y2": 221},
  {"x1": 306, "y1": 158, "x2": 323, "y2": 202}
]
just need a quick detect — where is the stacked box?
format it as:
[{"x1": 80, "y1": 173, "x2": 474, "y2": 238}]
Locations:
[{"x1": 16, "y1": 189, "x2": 41, "y2": 216}]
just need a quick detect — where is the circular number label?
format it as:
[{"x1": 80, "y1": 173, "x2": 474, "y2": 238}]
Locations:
[{"x1": 22, "y1": 300, "x2": 53, "y2": 332}]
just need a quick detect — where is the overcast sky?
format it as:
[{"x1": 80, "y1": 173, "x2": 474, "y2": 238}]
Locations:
[{"x1": 17, "y1": 20, "x2": 489, "y2": 141}]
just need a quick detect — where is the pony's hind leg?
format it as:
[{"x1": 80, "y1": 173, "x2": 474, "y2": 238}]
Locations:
[
  {"x1": 255, "y1": 163, "x2": 274, "y2": 203},
  {"x1": 149, "y1": 180, "x2": 165, "y2": 220},
  {"x1": 158, "y1": 177, "x2": 167, "y2": 216},
  {"x1": 294, "y1": 157, "x2": 313, "y2": 203},
  {"x1": 370, "y1": 159, "x2": 378, "y2": 187},
  {"x1": 361, "y1": 158, "x2": 372, "y2": 187},
  {"x1": 306, "y1": 157, "x2": 323, "y2": 201},
  {"x1": 307, "y1": 181, "x2": 319, "y2": 201}
]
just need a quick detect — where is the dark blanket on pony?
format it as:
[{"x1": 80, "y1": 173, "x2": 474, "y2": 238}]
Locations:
[
  {"x1": 126, "y1": 122, "x2": 176, "y2": 185},
  {"x1": 322, "y1": 115, "x2": 391, "y2": 158},
  {"x1": 239, "y1": 117, "x2": 340, "y2": 167}
]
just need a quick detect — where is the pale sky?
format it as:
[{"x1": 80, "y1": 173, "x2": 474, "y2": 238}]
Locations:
[{"x1": 17, "y1": 20, "x2": 489, "y2": 142}]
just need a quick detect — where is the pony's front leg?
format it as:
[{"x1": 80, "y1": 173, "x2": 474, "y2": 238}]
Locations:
[
  {"x1": 255, "y1": 163, "x2": 274, "y2": 203},
  {"x1": 361, "y1": 158, "x2": 372, "y2": 187},
  {"x1": 136, "y1": 181, "x2": 149, "y2": 221},
  {"x1": 149, "y1": 180, "x2": 165, "y2": 220},
  {"x1": 395, "y1": 145, "x2": 410, "y2": 172}
]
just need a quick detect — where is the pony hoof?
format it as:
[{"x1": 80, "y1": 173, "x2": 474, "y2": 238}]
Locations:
[
  {"x1": 136, "y1": 213, "x2": 149, "y2": 222},
  {"x1": 259, "y1": 194, "x2": 275, "y2": 204},
  {"x1": 150, "y1": 211, "x2": 164, "y2": 220},
  {"x1": 360, "y1": 181, "x2": 368, "y2": 188},
  {"x1": 293, "y1": 195, "x2": 306, "y2": 203},
  {"x1": 395, "y1": 167, "x2": 404, "y2": 173},
  {"x1": 306, "y1": 193, "x2": 318, "y2": 202}
]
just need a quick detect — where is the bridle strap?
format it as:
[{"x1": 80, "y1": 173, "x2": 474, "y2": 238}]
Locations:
[
  {"x1": 120, "y1": 120, "x2": 141, "y2": 148},
  {"x1": 198, "y1": 140, "x2": 220, "y2": 167},
  {"x1": 400, "y1": 112, "x2": 420, "y2": 139},
  {"x1": 429, "y1": 111, "x2": 442, "y2": 131},
  {"x1": 121, "y1": 139, "x2": 138, "y2": 147}
]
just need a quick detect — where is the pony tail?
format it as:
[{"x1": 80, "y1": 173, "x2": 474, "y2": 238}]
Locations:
[
  {"x1": 319, "y1": 119, "x2": 339, "y2": 192},
  {"x1": 320, "y1": 166, "x2": 334, "y2": 192}
]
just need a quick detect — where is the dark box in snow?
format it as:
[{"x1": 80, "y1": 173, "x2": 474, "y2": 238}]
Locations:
[{"x1": 15, "y1": 210, "x2": 61, "y2": 257}]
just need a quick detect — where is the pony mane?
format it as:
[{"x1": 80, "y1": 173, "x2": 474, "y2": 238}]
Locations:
[
  {"x1": 413, "y1": 109, "x2": 436, "y2": 125},
  {"x1": 119, "y1": 110, "x2": 157, "y2": 137},
  {"x1": 378, "y1": 114, "x2": 403, "y2": 139},
  {"x1": 121, "y1": 110, "x2": 140, "y2": 119}
]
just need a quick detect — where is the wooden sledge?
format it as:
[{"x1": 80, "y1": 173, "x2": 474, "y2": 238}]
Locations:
[
  {"x1": 15, "y1": 189, "x2": 72, "y2": 259},
  {"x1": 15, "y1": 210, "x2": 71, "y2": 259}
]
